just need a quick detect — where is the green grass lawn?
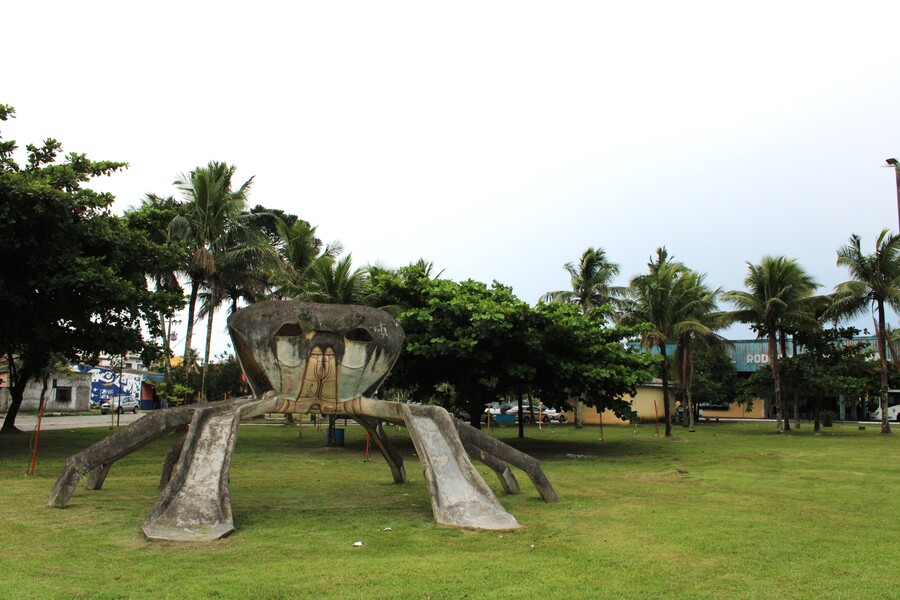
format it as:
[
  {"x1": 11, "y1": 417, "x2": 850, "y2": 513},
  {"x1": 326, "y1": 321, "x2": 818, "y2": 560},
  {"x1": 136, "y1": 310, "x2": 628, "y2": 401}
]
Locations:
[{"x1": 0, "y1": 420, "x2": 897, "y2": 599}]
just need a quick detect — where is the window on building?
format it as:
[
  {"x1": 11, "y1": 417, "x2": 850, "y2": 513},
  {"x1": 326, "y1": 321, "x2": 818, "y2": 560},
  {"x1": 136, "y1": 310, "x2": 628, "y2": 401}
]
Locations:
[{"x1": 55, "y1": 387, "x2": 72, "y2": 403}]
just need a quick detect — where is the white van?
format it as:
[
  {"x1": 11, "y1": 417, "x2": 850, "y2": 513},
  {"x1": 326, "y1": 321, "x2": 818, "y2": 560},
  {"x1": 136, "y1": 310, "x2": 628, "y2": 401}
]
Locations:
[{"x1": 871, "y1": 391, "x2": 900, "y2": 423}]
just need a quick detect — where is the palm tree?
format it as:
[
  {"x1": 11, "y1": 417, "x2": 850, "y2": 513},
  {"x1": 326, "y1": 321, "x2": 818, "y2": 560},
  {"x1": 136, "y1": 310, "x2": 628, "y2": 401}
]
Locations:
[
  {"x1": 542, "y1": 247, "x2": 623, "y2": 427},
  {"x1": 271, "y1": 217, "x2": 342, "y2": 300},
  {"x1": 671, "y1": 270, "x2": 724, "y2": 432},
  {"x1": 195, "y1": 225, "x2": 274, "y2": 400},
  {"x1": 308, "y1": 254, "x2": 371, "y2": 305},
  {"x1": 723, "y1": 256, "x2": 819, "y2": 433},
  {"x1": 168, "y1": 162, "x2": 253, "y2": 387},
  {"x1": 621, "y1": 248, "x2": 709, "y2": 437},
  {"x1": 541, "y1": 247, "x2": 623, "y2": 317},
  {"x1": 828, "y1": 229, "x2": 900, "y2": 434}
]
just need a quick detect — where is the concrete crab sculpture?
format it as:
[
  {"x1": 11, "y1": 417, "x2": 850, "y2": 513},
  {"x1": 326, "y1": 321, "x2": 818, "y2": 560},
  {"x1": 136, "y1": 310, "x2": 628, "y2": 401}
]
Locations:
[{"x1": 49, "y1": 302, "x2": 558, "y2": 541}]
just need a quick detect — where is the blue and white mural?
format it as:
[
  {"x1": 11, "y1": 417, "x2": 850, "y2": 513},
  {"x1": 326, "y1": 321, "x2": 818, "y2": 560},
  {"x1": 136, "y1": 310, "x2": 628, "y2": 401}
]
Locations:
[{"x1": 73, "y1": 365, "x2": 143, "y2": 406}]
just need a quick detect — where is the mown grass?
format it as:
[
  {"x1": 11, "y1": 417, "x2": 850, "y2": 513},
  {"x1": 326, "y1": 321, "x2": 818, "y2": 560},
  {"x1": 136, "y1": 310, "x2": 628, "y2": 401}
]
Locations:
[{"x1": 0, "y1": 420, "x2": 897, "y2": 599}]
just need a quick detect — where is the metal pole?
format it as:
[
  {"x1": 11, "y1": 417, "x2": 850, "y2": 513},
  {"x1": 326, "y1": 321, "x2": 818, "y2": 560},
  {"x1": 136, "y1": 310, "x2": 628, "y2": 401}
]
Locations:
[
  {"x1": 886, "y1": 158, "x2": 900, "y2": 231},
  {"x1": 895, "y1": 164, "x2": 900, "y2": 232}
]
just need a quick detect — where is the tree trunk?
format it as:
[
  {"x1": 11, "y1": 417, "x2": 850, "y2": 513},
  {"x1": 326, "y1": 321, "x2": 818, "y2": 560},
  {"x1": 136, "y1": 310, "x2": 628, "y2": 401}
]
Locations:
[
  {"x1": 182, "y1": 278, "x2": 200, "y2": 387},
  {"x1": 462, "y1": 382, "x2": 482, "y2": 430},
  {"x1": 660, "y1": 343, "x2": 672, "y2": 437},
  {"x1": 793, "y1": 390, "x2": 801, "y2": 430},
  {"x1": 877, "y1": 301, "x2": 892, "y2": 434},
  {"x1": 686, "y1": 347, "x2": 695, "y2": 432},
  {"x1": 813, "y1": 403, "x2": 821, "y2": 434},
  {"x1": 768, "y1": 332, "x2": 784, "y2": 434},
  {"x1": 574, "y1": 397, "x2": 583, "y2": 428},
  {"x1": 517, "y1": 391, "x2": 524, "y2": 439},
  {"x1": 162, "y1": 310, "x2": 173, "y2": 382},
  {"x1": 0, "y1": 359, "x2": 35, "y2": 434},
  {"x1": 779, "y1": 330, "x2": 791, "y2": 432},
  {"x1": 200, "y1": 305, "x2": 215, "y2": 402}
]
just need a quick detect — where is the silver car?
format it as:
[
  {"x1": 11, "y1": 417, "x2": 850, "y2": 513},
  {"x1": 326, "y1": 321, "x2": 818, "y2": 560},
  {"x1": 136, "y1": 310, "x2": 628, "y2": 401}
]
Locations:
[{"x1": 100, "y1": 397, "x2": 140, "y2": 414}]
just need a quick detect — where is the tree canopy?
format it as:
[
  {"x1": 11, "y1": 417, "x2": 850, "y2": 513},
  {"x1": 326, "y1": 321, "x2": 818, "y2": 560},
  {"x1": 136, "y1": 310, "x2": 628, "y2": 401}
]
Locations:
[
  {"x1": 828, "y1": 230, "x2": 900, "y2": 434},
  {"x1": 0, "y1": 104, "x2": 182, "y2": 433},
  {"x1": 370, "y1": 265, "x2": 656, "y2": 430}
]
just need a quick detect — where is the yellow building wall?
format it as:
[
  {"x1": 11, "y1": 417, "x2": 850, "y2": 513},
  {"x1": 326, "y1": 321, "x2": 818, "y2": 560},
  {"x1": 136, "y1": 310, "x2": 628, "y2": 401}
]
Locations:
[
  {"x1": 564, "y1": 386, "x2": 668, "y2": 425},
  {"x1": 701, "y1": 401, "x2": 764, "y2": 419},
  {"x1": 562, "y1": 385, "x2": 765, "y2": 423}
]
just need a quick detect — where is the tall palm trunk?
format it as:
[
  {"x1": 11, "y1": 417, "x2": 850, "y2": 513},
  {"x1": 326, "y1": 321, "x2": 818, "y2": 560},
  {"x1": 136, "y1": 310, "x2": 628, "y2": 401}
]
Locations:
[
  {"x1": 876, "y1": 300, "x2": 892, "y2": 434},
  {"x1": 160, "y1": 309, "x2": 173, "y2": 381},
  {"x1": 182, "y1": 278, "x2": 200, "y2": 388},
  {"x1": 768, "y1": 331, "x2": 784, "y2": 434},
  {"x1": 200, "y1": 305, "x2": 215, "y2": 403},
  {"x1": 683, "y1": 343, "x2": 696, "y2": 432},
  {"x1": 677, "y1": 343, "x2": 689, "y2": 428},
  {"x1": 779, "y1": 329, "x2": 796, "y2": 431},
  {"x1": 659, "y1": 342, "x2": 672, "y2": 437}
]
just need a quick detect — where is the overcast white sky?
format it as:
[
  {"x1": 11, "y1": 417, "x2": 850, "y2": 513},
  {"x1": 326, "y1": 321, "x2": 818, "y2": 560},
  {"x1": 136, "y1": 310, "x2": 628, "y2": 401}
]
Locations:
[{"x1": 6, "y1": 1, "x2": 900, "y2": 357}]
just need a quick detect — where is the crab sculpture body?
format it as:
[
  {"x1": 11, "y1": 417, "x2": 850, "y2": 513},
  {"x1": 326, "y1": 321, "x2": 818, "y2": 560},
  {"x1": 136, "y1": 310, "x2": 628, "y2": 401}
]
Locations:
[{"x1": 49, "y1": 302, "x2": 558, "y2": 541}]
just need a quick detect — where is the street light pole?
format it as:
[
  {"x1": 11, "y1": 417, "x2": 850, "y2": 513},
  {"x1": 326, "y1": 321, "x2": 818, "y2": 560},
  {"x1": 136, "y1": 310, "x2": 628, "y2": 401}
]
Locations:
[
  {"x1": 887, "y1": 158, "x2": 900, "y2": 231},
  {"x1": 164, "y1": 317, "x2": 182, "y2": 381}
]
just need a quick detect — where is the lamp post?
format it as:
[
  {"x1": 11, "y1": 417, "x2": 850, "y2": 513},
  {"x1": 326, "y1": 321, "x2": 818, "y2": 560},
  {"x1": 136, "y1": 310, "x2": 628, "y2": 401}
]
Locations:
[
  {"x1": 886, "y1": 158, "x2": 900, "y2": 231},
  {"x1": 164, "y1": 317, "x2": 182, "y2": 380}
]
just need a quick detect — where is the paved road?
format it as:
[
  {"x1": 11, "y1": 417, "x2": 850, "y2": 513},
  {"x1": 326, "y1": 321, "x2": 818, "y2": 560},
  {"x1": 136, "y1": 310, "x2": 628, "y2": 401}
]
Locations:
[{"x1": 1, "y1": 412, "x2": 146, "y2": 431}]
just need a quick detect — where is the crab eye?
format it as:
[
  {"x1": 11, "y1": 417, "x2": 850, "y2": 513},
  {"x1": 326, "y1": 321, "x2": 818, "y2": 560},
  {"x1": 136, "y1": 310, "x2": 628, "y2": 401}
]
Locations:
[
  {"x1": 275, "y1": 323, "x2": 304, "y2": 367},
  {"x1": 346, "y1": 328, "x2": 373, "y2": 342},
  {"x1": 275, "y1": 323, "x2": 303, "y2": 337}
]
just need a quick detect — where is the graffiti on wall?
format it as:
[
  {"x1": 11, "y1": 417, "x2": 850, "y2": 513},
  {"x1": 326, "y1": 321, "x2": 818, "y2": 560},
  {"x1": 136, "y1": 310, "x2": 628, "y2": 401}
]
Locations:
[{"x1": 73, "y1": 365, "x2": 142, "y2": 406}]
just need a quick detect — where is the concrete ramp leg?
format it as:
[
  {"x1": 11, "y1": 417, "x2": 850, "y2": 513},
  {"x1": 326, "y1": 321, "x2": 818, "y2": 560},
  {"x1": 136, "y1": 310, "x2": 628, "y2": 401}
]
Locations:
[
  {"x1": 142, "y1": 397, "x2": 276, "y2": 542},
  {"x1": 454, "y1": 420, "x2": 559, "y2": 503},
  {"x1": 48, "y1": 405, "x2": 197, "y2": 508},
  {"x1": 400, "y1": 404, "x2": 521, "y2": 531},
  {"x1": 354, "y1": 416, "x2": 406, "y2": 483}
]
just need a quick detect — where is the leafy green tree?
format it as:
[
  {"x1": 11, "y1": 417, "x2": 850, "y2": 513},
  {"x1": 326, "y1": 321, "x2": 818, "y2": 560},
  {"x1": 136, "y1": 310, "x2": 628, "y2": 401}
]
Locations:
[
  {"x1": 828, "y1": 230, "x2": 900, "y2": 434},
  {"x1": 124, "y1": 194, "x2": 186, "y2": 381},
  {"x1": 371, "y1": 271, "x2": 524, "y2": 427},
  {"x1": 784, "y1": 326, "x2": 877, "y2": 433},
  {"x1": 371, "y1": 266, "x2": 656, "y2": 431},
  {"x1": 681, "y1": 343, "x2": 740, "y2": 410},
  {"x1": 0, "y1": 104, "x2": 181, "y2": 433},
  {"x1": 203, "y1": 352, "x2": 251, "y2": 401},
  {"x1": 723, "y1": 256, "x2": 819, "y2": 433},
  {"x1": 528, "y1": 302, "x2": 657, "y2": 421}
]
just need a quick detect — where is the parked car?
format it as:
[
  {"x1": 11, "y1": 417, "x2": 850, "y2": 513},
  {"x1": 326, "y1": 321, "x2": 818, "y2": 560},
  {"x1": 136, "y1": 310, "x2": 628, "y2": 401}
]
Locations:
[
  {"x1": 482, "y1": 402, "x2": 514, "y2": 423},
  {"x1": 505, "y1": 404, "x2": 567, "y2": 424},
  {"x1": 454, "y1": 410, "x2": 472, "y2": 422},
  {"x1": 100, "y1": 397, "x2": 140, "y2": 414}
]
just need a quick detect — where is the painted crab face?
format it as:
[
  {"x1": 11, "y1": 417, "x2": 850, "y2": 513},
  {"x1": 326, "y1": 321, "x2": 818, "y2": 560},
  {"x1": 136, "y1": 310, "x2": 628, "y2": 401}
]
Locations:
[{"x1": 227, "y1": 302, "x2": 404, "y2": 412}]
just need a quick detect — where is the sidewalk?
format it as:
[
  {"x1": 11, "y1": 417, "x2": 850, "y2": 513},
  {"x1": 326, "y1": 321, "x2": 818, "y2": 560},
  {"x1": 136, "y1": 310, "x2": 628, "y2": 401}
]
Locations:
[{"x1": 1, "y1": 412, "x2": 146, "y2": 431}]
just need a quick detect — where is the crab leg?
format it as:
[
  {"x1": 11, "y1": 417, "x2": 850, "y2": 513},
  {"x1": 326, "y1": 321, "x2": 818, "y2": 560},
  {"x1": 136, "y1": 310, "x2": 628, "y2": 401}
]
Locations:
[
  {"x1": 453, "y1": 420, "x2": 559, "y2": 504},
  {"x1": 142, "y1": 395, "x2": 277, "y2": 542},
  {"x1": 48, "y1": 403, "x2": 200, "y2": 508},
  {"x1": 353, "y1": 416, "x2": 407, "y2": 483}
]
